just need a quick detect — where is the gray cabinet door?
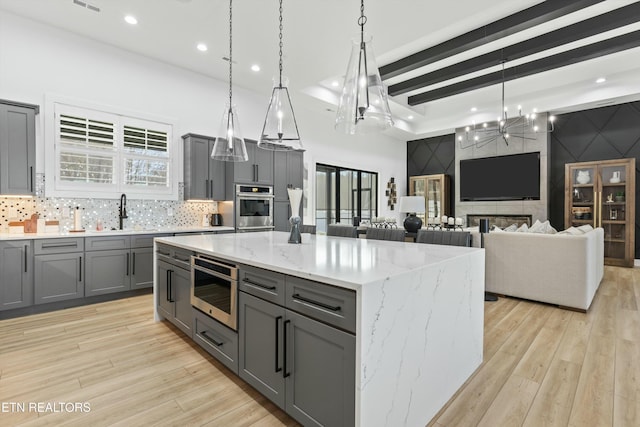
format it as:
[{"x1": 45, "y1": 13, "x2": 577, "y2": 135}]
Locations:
[
  {"x1": 184, "y1": 135, "x2": 209, "y2": 200},
  {"x1": 253, "y1": 142, "x2": 274, "y2": 185},
  {"x1": 156, "y1": 259, "x2": 174, "y2": 319},
  {"x1": 0, "y1": 241, "x2": 33, "y2": 310},
  {"x1": 131, "y1": 247, "x2": 153, "y2": 289},
  {"x1": 85, "y1": 249, "x2": 130, "y2": 296},
  {"x1": 232, "y1": 141, "x2": 257, "y2": 184},
  {"x1": 208, "y1": 140, "x2": 227, "y2": 200},
  {"x1": 238, "y1": 291, "x2": 286, "y2": 409},
  {"x1": 274, "y1": 151, "x2": 289, "y2": 201},
  {"x1": 0, "y1": 103, "x2": 35, "y2": 195},
  {"x1": 34, "y1": 253, "x2": 84, "y2": 304},
  {"x1": 285, "y1": 309, "x2": 356, "y2": 427},
  {"x1": 172, "y1": 266, "x2": 193, "y2": 337},
  {"x1": 274, "y1": 200, "x2": 291, "y2": 232},
  {"x1": 287, "y1": 150, "x2": 303, "y2": 191}
]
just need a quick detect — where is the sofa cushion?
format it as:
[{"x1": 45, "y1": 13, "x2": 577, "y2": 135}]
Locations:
[
  {"x1": 559, "y1": 226, "x2": 583, "y2": 235},
  {"x1": 516, "y1": 223, "x2": 529, "y2": 232},
  {"x1": 529, "y1": 219, "x2": 557, "y2": 234},
  {"x1": 577, "y1": 224, "x2": 594, "y2": 233},
  {"x1": 504, "y1": 223, "x2": 518, "y2": 232}
]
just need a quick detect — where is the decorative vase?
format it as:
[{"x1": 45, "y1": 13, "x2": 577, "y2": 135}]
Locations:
[
  {"x1": 287, "y1": 188, "x2": 303, "y2": 244},
  {"x1": 576, "y1": 170, "x2": 590, "y2": 184}
]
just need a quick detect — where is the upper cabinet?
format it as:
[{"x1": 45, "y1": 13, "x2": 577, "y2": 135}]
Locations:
[
  {"x1": 565, "y1": 158, "x2": 636, "y2": 267},
  {"x1": 183, "y1": 134, "x2": 226, "y2": 200},
  {"x1": 274, "y1": 150, "x2": 303, "y2": 202},
  {"x1": 409, "y1": 174, "x2": 450, "y2": 222},
  {"x1": 0, "y1": 100, "x2": 37, "y2": 195},
  {"x1": 227, "y1": 140, "x2": 274, "y2": 187}
]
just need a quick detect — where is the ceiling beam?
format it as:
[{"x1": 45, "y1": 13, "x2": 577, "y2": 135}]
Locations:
[
  {"x1": 407, "y1": 30, "x2": 640, "y2": 106},
  {"x1": 389, "y1": 2, "x2": 640, "y2": 97},
  {"x1": 379, "y1": 0, "x2": 605, "y2": 81}
]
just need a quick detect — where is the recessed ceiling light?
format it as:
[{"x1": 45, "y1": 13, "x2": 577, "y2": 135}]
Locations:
[
  {"x1": 331, "y1": 81, "x2": 340, "y2": 87},
  {"x1": 124, "y1": 15, "x2": 138, "y2": 25},
  {"x1": 251, "y1": 64, "x2": 260, "y2": 72},
  {"x1": 596, "y1": 77, "x2": 606, "y2": 84},
  {"x1": 407, "y1": 115, "x2": 414, "y2": 120},
  {"x1": 196, "y1": 43, "x2": 208, "y2": 52},
  {"x1": 470, "y1": 107, "x2": 477, "y2": 112}
]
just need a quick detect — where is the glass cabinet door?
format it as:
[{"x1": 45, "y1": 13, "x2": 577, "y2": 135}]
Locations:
[
  {"x1": 598, "y1": 161, "x2": 633, "y2": 266},
  {"x1": 409, "y1": 174, "x2": 450, "y2": 223},
  {"x1": 566, "y1": 164, "x2": 597, "y2": 228},
  {"x1": 426, "y1": 177, "x2": 442, "y2": 219}
]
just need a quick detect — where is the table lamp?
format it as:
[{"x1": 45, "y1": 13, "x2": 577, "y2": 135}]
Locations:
[{"x1": 399, "y1": 196, "x2": 425, "y2": 233}]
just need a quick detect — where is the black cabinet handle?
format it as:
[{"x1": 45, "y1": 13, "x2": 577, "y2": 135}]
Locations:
[
  {"x1": 283, "y1": 319, "x2": 290, "y2": 378},
  {"x1": 242, "y1": 277, "x2": 276, "y2": 291},
  {"x1": 255, "y1": 164, "x2": 259, "y2": 182},
  {"x1": 42, "y1": 242, "x2": 78, "y2": 249},
  {"x1": 201, "y1": 330, "x2": 224, "y2": 346},
  {"x1": 205, "y1": 179, "x2": 209, "y2": 198},
  {"x1": 168, "y1": 270, "x2": 175, "y2": 302},
  {"x1": 209, "y1": 180, "x2": 213, "y2": 199},
  {"x1": 275, "y1": 316, "x2": 283, "y2": 373},
  {"x1": 30, "y1": 166, "x2": 34, "y2": 192},
  {"x1": 292, "y1": 293, "x2": 341, "y2": 312},
  {"x1": 24, "y1": 245, "x2": 28, "y2": 273},
  {"x1": 79, "y1": 256, "x2": 82, "y2": 282},
  {"x1": 126, "y1": 253, "x2": 130, "y2": 276},
  {"x1": 174, "y1": 255, "x2": 190, "y2": 263},
  {"x1": 132, "y1": 252, "x2": 136, "y2": 275},
  {"x1": 157, "y1": 250, "x2": 170, "y2": 256}
]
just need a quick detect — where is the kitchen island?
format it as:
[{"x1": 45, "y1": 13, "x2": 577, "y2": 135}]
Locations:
[{"x1": 154, "y1": 231, "x2": 484, "y2": 426}]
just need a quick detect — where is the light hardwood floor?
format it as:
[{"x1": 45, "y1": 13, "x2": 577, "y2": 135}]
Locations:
[{"x1": 0, "y1": 266, "x2": 638, "y2": 426}]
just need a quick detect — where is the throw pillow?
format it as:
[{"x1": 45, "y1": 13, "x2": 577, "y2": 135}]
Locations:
[
  {"x1": 558, "y1": 226, "x2": 584, "y2": 235},
  {"x1": 516, "y1": 223, "x2": 529, "y2": 232},
  {"x1": 577, "y1": 224, "x2": 594, "y2": 233},
  {"x1": 504, "y1": 223, "x2": 518, "y2": 232},
  {"x1": 491, "y1": 226, "x2": 504, "y2": 232},
  {"x1": 529, "y1": 220, "x2": 557, "y2": 234}
]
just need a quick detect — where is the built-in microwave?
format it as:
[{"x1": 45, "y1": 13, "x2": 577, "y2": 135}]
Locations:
[
  {"x1": 235, "y1": 184, "x2": 274, "y2": 231},
  {"x1": 191, "y1": 255, "x2": 238, "y2": 330}
]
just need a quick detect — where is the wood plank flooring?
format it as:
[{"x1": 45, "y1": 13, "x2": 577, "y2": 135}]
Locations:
[{"x1": 0, "y1": 265, "x2": 637, "y2": 426}]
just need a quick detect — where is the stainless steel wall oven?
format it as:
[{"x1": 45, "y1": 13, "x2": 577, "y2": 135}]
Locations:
[
  {"x1": 235, "y1": 184, "x2": 274, "y2": 231},
  {"x1": 191, "y1": 255, "x2": 238, "y2": 330}
]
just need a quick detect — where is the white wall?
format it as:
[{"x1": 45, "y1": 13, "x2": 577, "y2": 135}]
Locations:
[{"x1": 0, "y1": 11, "x2": 406, "y2": 225}]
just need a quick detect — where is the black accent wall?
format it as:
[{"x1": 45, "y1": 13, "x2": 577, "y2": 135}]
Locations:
[
  {"x1": 548, "y1": 100, "x2": 640, "y2": 257},
  {"x1": 407, "y1": 134, "x2": 456, "y2": 215}
]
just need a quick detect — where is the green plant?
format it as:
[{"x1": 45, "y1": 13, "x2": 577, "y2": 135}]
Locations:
[{"x1": 616, "y1": 191, "x2": 625, "y2": 197}]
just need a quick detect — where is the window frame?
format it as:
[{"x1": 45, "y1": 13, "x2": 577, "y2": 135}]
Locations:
[{"x1": 45, "y1": 96, "x2": 179, "y2": 200}]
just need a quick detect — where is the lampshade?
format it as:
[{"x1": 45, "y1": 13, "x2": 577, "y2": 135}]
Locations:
[
  {"x1": 258, "y1": 77, "x2": 302, "y2": 151},
  {"x1": 398, "y1": 196, "x2": 425, "y2": 214},
  {"x1": 335, "y1": 35, "x2": 393, "y2": 134},
  {"x1": 211, "y1": 103, "x2": 248, "y2": 162}
]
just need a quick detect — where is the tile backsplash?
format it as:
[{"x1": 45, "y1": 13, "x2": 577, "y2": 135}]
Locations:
[{"x1": 0, "y1": 192, "x2": 219, "y2": 232}]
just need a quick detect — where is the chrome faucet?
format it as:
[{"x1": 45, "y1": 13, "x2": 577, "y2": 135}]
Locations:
[{"x1": 119, "y1": 193, "x2": 128, "y2": 230}]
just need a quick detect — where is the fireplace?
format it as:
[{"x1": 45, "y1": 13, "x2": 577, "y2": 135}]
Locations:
[{"x1": 466, "y1": 214, "x2": 532, "y2": 229}]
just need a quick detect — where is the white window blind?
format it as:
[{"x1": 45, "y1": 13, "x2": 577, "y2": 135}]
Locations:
[{"x1": 49, "y1": 102, "x2": 175, "y2": 199}]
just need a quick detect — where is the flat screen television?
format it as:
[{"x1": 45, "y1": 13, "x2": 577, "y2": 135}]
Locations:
[{"x1": 460, "y1": 152, "x2": 540, "y2": 201}]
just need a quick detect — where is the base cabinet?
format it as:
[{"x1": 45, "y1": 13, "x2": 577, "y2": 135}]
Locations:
[
  {"x1": 156, "y1": 245, "x2": 193, "y2": 337},
  {"x1": 193, "y1": 308, "x2": 238, "y2": 373},
  {"x1": 0, "y1": 241, "x2": 33, "y2": 310},
  {"x1": 34, "y1": 252, "x2": 84, "y2": 304},
  {"x1": 238, "y1": 270, "x2": 355, "y2": 427}
]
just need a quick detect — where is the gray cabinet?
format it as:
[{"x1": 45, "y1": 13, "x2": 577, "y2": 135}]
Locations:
[
  {"x1": 183, "y1": 134, "x2": 226, "y2": 200},
  {"x1": 156, "y1": 244, "x2": 193, "y2": 337},
  {"x1": 0, "y1": 240, "x2": 33, "y2": 310},
  {"x1": 273, "y1": 150, "x2": 303, "y2": 231},
  {"x1": 85, "y1": 236, "x2": 131, "y2": 296},
  {"x1": 238, "y1": 264, "x2": 356, "y2": 426},
  {"x1": 34, "y1": 238, "x2": 85, "y2": 304},
  {"x1": 193, "y1": 308, "x2": 239, "y2": 373},
  {"x1": 131, "y1": 247, "x2": 153, "y2": 289},
  {"x1": 0, "y1": 100, "x2": 37, "y2": 195},
  {"x1": 226, "y1": 140, "x2": 274, "y2": 198}
]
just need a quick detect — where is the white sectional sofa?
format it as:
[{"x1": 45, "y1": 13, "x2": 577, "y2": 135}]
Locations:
[{"x1": 483, "y1": 227, "x2": 604, "y2": 311}]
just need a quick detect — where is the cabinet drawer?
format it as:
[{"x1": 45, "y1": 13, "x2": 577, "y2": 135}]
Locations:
[
  {"x1": 131, "y1": 233, "x2": 171, "y2": 248},
  {"x1": 156, "y1": 243, "x2": 192, "y2": 270},
  {"x1": 285, "y1": 277, "x2": 356, "y2": 333},
  {"x1": 85, "y1": 235, "x2": 131, "y2": 251},
  {"x1": 239, "y1": 264, "x2": 286, "y2": 305},
  {"x1": 34, "y1": 238, "x2": 84, "y2": 255},
  {"x1": 193, "y1": 309, "x2": 238, "y2": 374}
]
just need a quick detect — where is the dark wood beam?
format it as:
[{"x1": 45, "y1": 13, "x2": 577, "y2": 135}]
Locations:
[
  {"x1": 379, "y1": 0, "x2": 605, "y2": 80},
  {"x1": 407, "y1": 30, "x2": 640, "y2": 105},
  {"x1": 389, "y1": 2, "x2": 640, "y2": 96}
]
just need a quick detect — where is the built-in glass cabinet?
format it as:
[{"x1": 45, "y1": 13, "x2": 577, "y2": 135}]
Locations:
[
  {"x1": 409, "y1": 174, "x2": 450, "y2": 222},
  {"x1": 565, "y1": 158, "x2": 635, "y2": 267}
]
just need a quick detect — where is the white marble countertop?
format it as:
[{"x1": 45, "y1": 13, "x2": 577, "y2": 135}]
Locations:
[
  {"x1": 0, "y1": 225, "x2": 235, "y2": 241},
  {"x1": 156, "y1": 231, "x2": 481, "y2": 291}
]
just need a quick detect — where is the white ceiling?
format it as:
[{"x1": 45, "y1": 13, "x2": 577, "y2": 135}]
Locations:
[{"x1": 2, "y1": 0, "x2": 640, "y2": 140}]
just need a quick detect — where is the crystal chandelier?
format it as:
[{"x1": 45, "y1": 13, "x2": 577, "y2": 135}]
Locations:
[
  {"x1": 258, "y1": 0, "x2": 302, "y2": 151},
  {"x1": 458, "y1": 62, "x2": 555, "y2": 149},
  {"x1": 335, "y1": 0, "x2": 393, "y2": 134},
  {"x1": 211, "y1": 0, "x2": 248, "y2": 162}
]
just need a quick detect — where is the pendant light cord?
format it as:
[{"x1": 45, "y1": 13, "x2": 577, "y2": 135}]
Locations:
[
  {"x1": 358, "y1": 0, "x2": 367, "y2": 46},
  {"x1": 278, "y1": 0, "x2": 283, "y2": 88},
  {"x1": 228, "y1": 0, "x2": 233, "y2": 107}
]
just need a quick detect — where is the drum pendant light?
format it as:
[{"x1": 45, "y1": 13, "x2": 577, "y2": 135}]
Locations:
[
  {"x1": 211, "y1": 0, "x2": 248, "y2": 162},
  {"x1": 257, "y1": 0, "x2": 302, "y2": 151},
  {"x1": 335, "y1": 0, "x2": 393, "y2": 134}
]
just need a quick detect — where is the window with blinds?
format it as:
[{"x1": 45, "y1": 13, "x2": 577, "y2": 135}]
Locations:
[{"x1": 50, "y1": 102, "x2": 175, "y2": 199}]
